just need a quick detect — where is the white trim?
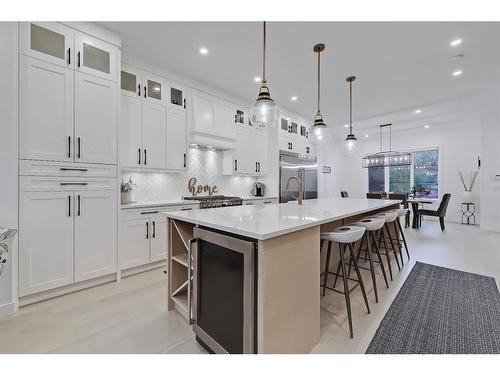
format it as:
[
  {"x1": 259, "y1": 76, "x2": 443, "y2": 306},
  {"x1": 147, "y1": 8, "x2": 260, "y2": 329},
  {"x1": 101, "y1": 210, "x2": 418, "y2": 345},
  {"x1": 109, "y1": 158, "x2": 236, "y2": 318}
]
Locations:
[{"x1": 0, "y1": 301, "x2": 16, "y2": 318}]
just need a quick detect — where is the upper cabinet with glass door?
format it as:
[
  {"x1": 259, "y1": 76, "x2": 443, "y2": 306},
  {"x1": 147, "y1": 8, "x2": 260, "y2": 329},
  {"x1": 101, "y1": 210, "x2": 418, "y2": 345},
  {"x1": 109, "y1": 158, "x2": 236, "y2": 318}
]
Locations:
[
  {"x1": 120, "y1": 65, "x2": 142, "y2": 98},
  {"x1": 234, "y1": 107, "x2": 250, "y2": 127},
  {"x1": 142, "y1": 73, "x2": 168, "y2": 105},
  {"x1": 168, "y1": 81, "x2": 187, "y2": 111},
  {"x1": 75, "y1": 33, "x2": 118, "y2": 82},
  {"x1": 20, "y1": 22, "x2": 74, "y2": 69}
]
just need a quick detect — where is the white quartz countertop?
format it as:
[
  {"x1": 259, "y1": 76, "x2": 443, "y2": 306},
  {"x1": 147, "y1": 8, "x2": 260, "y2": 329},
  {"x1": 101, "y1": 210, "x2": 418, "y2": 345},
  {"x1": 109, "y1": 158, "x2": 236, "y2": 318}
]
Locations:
[
  {"x1": 164, "y1": 198, "x2": 401, "y2": 240},
  {"x1": 121, "y1": 200, "x2": 198, "y2": 210}
]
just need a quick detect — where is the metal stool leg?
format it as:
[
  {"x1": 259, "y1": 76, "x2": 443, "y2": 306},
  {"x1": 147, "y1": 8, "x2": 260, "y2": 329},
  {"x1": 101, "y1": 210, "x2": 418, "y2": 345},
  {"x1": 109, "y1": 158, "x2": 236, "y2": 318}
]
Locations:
[
  {"x1": 371, "y1": 231, "x2": 389, "y2": 288},
  {"x1": 396, "y1": 218, "x2": 410, "y2": 260},
  {"x1": 322, "y1": 241, "x2": 332, "y2": 296},
  {"x1": 347, "y1": 243, "x2": 370, "y2": 314},
  {"x1": 339, "y1": 243, "x2": 354, "y2": 339}
]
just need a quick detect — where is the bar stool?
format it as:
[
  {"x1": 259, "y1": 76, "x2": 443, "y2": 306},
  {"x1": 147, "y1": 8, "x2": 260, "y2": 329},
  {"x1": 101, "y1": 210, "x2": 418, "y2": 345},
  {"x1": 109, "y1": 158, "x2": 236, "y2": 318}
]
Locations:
[
  {"x1": 370, "y1": 211, "x2": 402, "y2": 281},
  {"x1": 391, "y1": 207, "x2": 410, "y2": 261},
  {"x1": 320, "y1": 225, "x2": 370, "y2": 338},
  {"x1": 349, "y1": 217, "x2": 389, "y2": 303}
]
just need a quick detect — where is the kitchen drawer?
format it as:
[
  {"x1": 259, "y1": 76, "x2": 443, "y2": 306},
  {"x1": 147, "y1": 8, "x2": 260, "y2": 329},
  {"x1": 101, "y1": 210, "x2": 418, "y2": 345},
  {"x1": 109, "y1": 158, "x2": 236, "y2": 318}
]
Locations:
[
  {"x1": 120, "y1": 204, "x2": 199, "y2": 221},
  {"x1": 20, "y1": 160, "x2": 117, "y2": 178},
  {"x1": 20, "y1": 176, "x2": 117, "y2": 192}
]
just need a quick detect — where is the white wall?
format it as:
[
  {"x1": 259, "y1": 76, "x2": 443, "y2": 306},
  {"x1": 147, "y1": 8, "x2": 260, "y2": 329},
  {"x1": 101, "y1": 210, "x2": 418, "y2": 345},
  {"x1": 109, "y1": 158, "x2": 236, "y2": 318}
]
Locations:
[
  {"x1": 329, "y1": 123, "x2": 481, "y2": 224},
  {"x1": 480, "y1": 93, "x2": 500, "y2": 232},
  {"x1": 0, "y1": 23, "x2": 18, "y2": 317}
]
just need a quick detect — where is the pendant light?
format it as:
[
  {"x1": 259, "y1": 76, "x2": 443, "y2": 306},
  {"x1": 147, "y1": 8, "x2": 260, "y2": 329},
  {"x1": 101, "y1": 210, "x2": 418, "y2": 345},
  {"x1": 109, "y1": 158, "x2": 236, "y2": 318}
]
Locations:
[
  {"x1": 309, "y1": 43, "x2": 327, "y2": 145},
  {"x1": 342, "y1": 76, "x2": 358, "y2": 154},
  {"x1": 362, "y1": 124, "x2": 412, "y2": 168},
  {"x1": 249, "y1": 21, "x2": 278, "y2": 129}
]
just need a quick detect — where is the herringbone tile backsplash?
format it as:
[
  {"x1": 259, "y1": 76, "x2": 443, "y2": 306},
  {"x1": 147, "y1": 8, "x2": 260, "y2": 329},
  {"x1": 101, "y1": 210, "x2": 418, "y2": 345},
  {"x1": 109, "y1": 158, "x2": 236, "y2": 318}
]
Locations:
[{"x1": 122, "y1": 148, "x2": 257, "y2": 201}]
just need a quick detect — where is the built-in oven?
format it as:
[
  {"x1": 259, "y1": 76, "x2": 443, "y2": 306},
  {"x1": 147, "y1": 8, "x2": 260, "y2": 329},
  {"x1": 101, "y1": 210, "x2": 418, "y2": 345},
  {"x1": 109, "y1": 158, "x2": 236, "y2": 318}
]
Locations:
[{"x1": 188, "y1": 227, "x2": 256, "y2": 354}]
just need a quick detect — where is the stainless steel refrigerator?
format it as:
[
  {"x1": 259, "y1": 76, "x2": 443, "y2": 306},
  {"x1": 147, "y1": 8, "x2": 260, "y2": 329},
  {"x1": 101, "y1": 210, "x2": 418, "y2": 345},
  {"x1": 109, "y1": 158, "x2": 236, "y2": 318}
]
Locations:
[{"x1": 279, "y1": 153, "x2": 318, "y2": 203}]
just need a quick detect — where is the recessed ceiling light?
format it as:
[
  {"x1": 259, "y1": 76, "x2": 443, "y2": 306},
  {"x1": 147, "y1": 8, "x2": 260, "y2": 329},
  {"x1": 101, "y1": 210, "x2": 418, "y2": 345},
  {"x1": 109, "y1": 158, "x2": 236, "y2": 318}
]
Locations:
[
  {"x1": 450, "y1": 39, "x2": 462, "y2": 47},
  {"x1": 452, "y1": 70, "x2": 463, "y2": 76},
  {"x1": 199, "y1": 47, "x2": 208, "y2": 55},
  {"x1": 254, "y1": 76, "x2": 261, "y2": 83},
  {"x1": 291, "y1": 96, "x2": 298, "y2": 101},
  {"x1": 415, "y1": 109, "x2": 422, "y2": 114},
  {"x1": 364, "y1": 134, "x2": 369, "y2": 138},
  {"x1": 344, "y1": 124, "x2": 349, "y2": 128},
  {"x1": 424, "y1": 125, "x2": 430, "y2": 129}
]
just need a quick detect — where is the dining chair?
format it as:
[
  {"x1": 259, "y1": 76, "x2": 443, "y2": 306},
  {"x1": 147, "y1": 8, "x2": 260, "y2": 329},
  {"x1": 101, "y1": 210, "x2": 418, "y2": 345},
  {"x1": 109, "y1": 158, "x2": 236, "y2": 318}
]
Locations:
[
  {"x1": 415, "y1": 194, "x2": 452, "y2": 231},
  {"x1": 366, "y1": 192, "x2": 384, "y2": 199},
  {"x1": 388, "y1": 193, "x2": 410, "y2": 228}
]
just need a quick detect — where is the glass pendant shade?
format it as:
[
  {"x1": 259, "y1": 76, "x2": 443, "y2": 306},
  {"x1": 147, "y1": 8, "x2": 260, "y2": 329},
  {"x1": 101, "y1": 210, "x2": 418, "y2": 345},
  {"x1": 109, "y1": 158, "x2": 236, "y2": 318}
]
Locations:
[
  {"x1": 250, "y1": 83, "x2": 278, "y2": 129},
  {"x1": 309, "y1": 112, "x2": 327, "y2": 145},
  {"x1": 342, "y1": 134, "x2": 357, "y2": 154}
]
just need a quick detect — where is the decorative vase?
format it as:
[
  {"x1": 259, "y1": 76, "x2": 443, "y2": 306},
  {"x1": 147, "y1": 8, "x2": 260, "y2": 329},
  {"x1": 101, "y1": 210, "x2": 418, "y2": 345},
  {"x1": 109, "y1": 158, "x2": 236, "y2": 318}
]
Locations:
[
  {"x1": 463, "y1": 190, "x2": 473, "y2": 202},
  {"x1": 121, "y1": 190, "x2": 134, "y2": 205}
]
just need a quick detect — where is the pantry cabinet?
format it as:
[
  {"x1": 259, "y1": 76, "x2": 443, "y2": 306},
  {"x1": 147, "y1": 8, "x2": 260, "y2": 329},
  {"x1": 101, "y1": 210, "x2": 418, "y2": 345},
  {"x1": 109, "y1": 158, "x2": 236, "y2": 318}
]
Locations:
[
  {"x1": 19, "y1": 55, "x2": 74, "y2": 162},
  {"x1": 75, "y1": 72, "x2": 117, "y2": 164},
  {"x1": 142, "y1": 102, "x2": 167, "y2": 169},
  {"x1": 119, "y1": 96, "x2": 143, "y2": 167},
  {"x1": 19, "y1": 191, "x2": 75, "y2": 296}
]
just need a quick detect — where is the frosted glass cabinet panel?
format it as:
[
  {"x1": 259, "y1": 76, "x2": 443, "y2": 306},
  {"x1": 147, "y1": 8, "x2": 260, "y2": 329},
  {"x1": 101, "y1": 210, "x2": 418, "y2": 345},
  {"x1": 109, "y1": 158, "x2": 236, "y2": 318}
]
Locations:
[
  {"x1": 168, "y1": 81, "x2": 187, "y2": 110},
  {"x1": 143, "y1": 74, "x2": 167, "y2": 104},
  {"x1": 120, "y1": 65, "x2": 142, "y2": 97},
  {"x1": 75, "y1": 33, "x2": 118, "y2": 81},
  {"x1": 20, "y1": 22, "x2": 74, "y2": 68}
]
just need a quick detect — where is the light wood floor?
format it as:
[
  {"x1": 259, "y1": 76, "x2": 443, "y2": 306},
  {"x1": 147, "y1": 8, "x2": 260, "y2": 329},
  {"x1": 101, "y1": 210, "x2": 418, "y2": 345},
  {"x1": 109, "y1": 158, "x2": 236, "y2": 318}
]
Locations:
[{"x1": 0, "y1": 221, "x2": 498, "y2": 354}]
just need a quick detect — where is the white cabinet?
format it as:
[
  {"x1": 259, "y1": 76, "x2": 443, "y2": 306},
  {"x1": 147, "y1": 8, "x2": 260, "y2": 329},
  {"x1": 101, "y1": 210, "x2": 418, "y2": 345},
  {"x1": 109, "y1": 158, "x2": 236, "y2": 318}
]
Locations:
[
  {"x1": 74, "y1": 190, "x2": 117, "y2": 282},
  {"x1": 19, "y1": 191, "x2": 74, "y2": 296},
  {"x1": 213, "y1": 100, "x2": 236, "y2": 139},
  {"x1": 120, "y1": 64, "x2": 142, "y2": 98},
  {"x1": 143, "y1": 73, "x2": 168, "y2": 105},
  {"x1": 150, "y1": 214, "x2": 167, "y2": 262},
  {"x1": 166, "y1": 107, "x2": 187, "y2": 170},
  {"x1": 142, "y1": 102, "x2": 167, "y2": 169},
  {"x1": 75, "y1": 32, "x2": 118, "y2": 82},
  {"x1": 168, "y1": 80, "x2": 187, "y2": 111},
  {"x1": 75, "y1": 72, "x2": 117, "y2": 165},
  {"x1": 19, "y1": 55, "x2": 74, "y2": 162},
  {"x1": 223, "y1": 126, "x2": 268, "y2": 176},
  {"x1": 191, "y1": 91, "x2": 215, "y2": 134},
  {"x1": 119, "y1": 95, "x2": 143, "y2": 167},
  {"x1": 120, "y1": 218, "x2": 150, "y2": 269},
  {"x1": 20, "y1": 22, "x2": 74, "y2": 68}
]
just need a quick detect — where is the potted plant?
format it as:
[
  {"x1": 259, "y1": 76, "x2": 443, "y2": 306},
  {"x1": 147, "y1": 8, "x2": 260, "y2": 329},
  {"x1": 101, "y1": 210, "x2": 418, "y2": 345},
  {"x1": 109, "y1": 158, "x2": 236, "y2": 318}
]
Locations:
[
  {"x1": 459, "y1": 170, "x2": 478, "y2": 202},
  {"x1": 409, "y1": 184, "x2": 431, "y2": 198},
  {"x1": 121, "y1": 177, "x2": 137, "y2": 205}
]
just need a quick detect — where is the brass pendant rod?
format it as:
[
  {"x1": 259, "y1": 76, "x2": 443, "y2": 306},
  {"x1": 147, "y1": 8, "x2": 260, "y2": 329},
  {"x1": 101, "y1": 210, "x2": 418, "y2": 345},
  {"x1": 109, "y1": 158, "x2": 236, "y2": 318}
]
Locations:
[
  {"x1": 317, "y1": 49, "x2": 321, "y2": 113},
  {"x1": 262, "y1": 21, "x2": 266, "y2": 82},
  {"x1": 349, "y1": 80, "x2": 352, "y2": 134}
]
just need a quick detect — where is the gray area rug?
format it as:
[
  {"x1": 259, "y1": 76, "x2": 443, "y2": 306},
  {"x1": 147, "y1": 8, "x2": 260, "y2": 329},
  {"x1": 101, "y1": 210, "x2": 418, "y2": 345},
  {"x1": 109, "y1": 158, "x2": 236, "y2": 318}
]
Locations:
[{"x1": 366, "y1": 262, "x2": 500, "y2": 354}]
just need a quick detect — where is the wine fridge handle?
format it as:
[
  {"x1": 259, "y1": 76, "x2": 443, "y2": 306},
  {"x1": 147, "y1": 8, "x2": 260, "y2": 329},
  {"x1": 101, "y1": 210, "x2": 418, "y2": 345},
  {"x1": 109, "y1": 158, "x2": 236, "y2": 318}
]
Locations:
[{"x1": 187, "y1": 238, "x2": 197, "y2": 325}]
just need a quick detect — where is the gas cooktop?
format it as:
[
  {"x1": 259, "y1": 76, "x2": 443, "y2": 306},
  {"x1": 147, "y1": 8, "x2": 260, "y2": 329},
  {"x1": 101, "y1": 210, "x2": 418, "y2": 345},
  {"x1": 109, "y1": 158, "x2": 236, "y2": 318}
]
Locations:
[{"x1": 183, "y1": 195, "x2": 243, "y2": 209}]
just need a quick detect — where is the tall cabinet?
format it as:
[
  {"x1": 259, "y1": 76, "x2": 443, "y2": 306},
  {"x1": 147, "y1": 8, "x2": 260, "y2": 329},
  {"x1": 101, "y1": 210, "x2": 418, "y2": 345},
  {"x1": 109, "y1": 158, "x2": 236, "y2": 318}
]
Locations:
[{"x1": 18, "y1": 22, "x2": 120, "y2": 301}]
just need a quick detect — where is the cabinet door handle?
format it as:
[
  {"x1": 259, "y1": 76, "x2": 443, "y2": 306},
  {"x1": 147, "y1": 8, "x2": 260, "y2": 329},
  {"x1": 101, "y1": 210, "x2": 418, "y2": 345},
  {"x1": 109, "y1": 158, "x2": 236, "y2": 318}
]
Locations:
[
  {"x1": 77, "y1": 137, "x2": 81, "y2": 158},
  {"x1": 152, "y1": 221, "x2": 156, "y2": 239},
  {"x1": 234, "y1": 159, "x2": 238, "y2": 172},
  {"x1": 77, "y1": 195, "x2": 81, "y2": 216},
  {"x1": 67, "y1": 136, "x2": 71, "y2": 158},
  {"x1": 255, "y1": 162, "x2": 258, "y2": 173},
  {"x1": 60, "y1": 182, "x2": 88, "y2": 186},
  {"x1": 180, "y1": 208, "x2": 192, "y2": 211},
  {"x1": 60, "y1": 167, "x2": 88, "y2": 172},
  {"x1": 68, "y1": 195, "x2": 71, "y2": 217},
  {"x1": 138, "y1": 148, "x2": 141, "y2": 165},
  {"x1": 146, "y1": 222, "x2": 149, "y2": 239},
  {"x1": 183, "y1": 153, "x2": 186, "y2": 168},
  {"x1": 144, "y1": 149, "x2": 147, "y2": 165},
  {"x1": 144, "y1": 86, "x2": 147, "y2": 98},
  {"x1": 67, "y1": 48, "x2": 71, "y2": 65},
  {"x1": 140, "y1": 210, "x2": 159, "y2": 215},
  {"x1": 77, "y1": 51, "x2": 81, "y2": 68},
  {"x1": 138, "y1": 84, "x2": 141, "y2": 96},
  {"x1": 183, "y1": 98, "x2": 186, "y2": 109},
  {"x1": 258, "y1": 162, "x2": 261, "y2": 172}
]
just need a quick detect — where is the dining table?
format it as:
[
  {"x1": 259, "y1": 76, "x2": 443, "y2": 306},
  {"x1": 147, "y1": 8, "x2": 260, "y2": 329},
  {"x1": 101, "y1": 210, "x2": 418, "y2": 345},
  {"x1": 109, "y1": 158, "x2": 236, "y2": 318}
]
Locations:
[{"x1": 407, "y1": 198, "x2": 434, "y2": 228}]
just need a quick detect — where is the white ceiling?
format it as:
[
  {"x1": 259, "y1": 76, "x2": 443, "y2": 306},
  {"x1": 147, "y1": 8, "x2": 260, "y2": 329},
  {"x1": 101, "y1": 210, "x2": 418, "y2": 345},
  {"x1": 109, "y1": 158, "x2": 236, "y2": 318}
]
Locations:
[{"x1": 100, "y1": 21, "x2": 500, "y2": 136}]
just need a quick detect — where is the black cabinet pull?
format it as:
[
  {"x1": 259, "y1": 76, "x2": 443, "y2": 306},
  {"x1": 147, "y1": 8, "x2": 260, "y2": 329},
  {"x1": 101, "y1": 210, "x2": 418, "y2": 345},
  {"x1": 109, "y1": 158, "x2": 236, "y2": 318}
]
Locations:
[
  {"x1": 68, "y1": 136, "x2": 71, "y2": 158},
  {"x1": 140, "y1": 210, "x2": 159, "y2": 215},
  {"x1": 77, "y1": 51, "x2": 81, "y2": 67},
  {"x1": 138, "y1": 84, "x2": 141, "y2": 96},
  {"x1": 183, "y1": 98, "x2": 186, "y2": 109},
  {"x1": 144, "y1": 149, "x2": 147, "y2": 165},
  {"x1": 234, "y1": 159, "x2": 238, "y2": 172},
  {"x1": 152, "y1": 221, "x2": 156, "y2": 238},
  {"x1": 77, "y1": 137, "x2": 81, "y2": 158},
  {"x1": 180, "y1": 208, "x2": 192, "y2": 211},
  {"x1": 255, "y1": 162, "x2": 258, "y2": 172},
  {"x1": 77, "y1": 195, "x2": 81, "y2": 216},
  {"x1": 67, "y1": 48, "x2": 71, "y2": 65},
  {"x1": 146, "y1": 222, "x2": 149, "y2": 239},
  {"x1": 144, "y1": 86, "x2": 147, "y2": 98},
  {"x1": 138, "y1": 148, "x2": 141, "y2": 165},
  {"x1": 60, "y1": 167, "x2": 88, "y2": 172},
  {"x1": 68, "y1": 195, "x2": 71, "y2": 217},
  {"x1": 183, "y1": 153, "x2": 186, "y2": 168},
  {"x1": 258, "y1": 162, "x2": 261, "y2": 173},
  {"x1": 60, "y1": 182, "x2": 88, "y2": 186}
]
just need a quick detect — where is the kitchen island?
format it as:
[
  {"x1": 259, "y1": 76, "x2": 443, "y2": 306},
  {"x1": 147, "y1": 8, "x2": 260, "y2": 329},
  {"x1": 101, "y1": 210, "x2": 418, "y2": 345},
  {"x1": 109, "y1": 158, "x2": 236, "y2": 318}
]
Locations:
[{"x1": 165, "y1": 198, "x2": 400, "y2": 354}]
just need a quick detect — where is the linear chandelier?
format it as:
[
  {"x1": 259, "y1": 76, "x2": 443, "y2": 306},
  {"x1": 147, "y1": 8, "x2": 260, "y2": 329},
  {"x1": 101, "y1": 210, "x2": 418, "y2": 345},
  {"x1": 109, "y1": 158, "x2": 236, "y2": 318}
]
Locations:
[{"x1": 362, "y1": 124, "x2": 412, "y2": 168}]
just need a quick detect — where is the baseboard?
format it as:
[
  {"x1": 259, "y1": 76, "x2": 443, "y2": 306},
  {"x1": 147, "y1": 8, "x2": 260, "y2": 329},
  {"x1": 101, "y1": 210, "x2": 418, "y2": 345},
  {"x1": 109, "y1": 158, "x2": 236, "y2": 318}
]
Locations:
[
  {"x1": 121, "y1": 260, "x2": 166, "y2": 278},
  {"x1": 0, "y1": 301, "x2": 16, "y2": 318}
]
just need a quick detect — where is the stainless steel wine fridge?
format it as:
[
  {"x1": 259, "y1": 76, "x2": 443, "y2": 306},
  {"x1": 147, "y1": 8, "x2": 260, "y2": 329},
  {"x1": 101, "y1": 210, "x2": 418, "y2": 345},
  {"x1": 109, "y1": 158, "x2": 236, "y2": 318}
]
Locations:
[{"x1": 188, "y1": 227, "x2": 256, "y2": 354}]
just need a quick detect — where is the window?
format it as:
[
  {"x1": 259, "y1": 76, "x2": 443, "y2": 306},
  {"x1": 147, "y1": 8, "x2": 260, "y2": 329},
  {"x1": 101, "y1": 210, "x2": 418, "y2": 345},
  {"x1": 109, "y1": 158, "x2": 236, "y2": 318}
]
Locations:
[{"x1": 368, "y1": 148, "x2": 439, "y2": 198}]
